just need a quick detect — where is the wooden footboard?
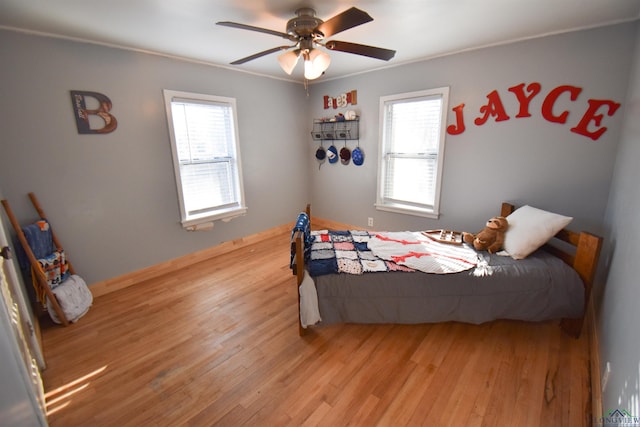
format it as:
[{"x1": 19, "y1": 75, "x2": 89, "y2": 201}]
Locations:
[{"x1": 292, "y1": 204, "x2": 310, "y2": 336}]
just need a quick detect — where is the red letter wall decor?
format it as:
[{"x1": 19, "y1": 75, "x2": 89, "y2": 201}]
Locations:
[
  {"x1": 447, "y1": 103, "x2": 466, "y2": 135},
  {"x1": 474, "y1": 90, "x2": 510, "y2": 125},
  {"x1": 446, "y1": 82, "x2": 621, "y2": 141},
  {"x1": 508, "y1": 82, "x2": 542, "y2": 118},
  {"x1": 540, "y1": 85, "x2": 582, "y2": 124},
  {"x1": 571, "y1": 99, "x2": 621, "y2": 141}
]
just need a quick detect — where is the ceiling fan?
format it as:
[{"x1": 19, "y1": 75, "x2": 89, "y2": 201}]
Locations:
[{"x1": 217, "y1": 7, "x2": 396, "y2": 80}]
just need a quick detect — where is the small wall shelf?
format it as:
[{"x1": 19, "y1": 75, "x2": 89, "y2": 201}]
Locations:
[{"x1": 311, "y1": 119, "x2": 359, "y2": 140}]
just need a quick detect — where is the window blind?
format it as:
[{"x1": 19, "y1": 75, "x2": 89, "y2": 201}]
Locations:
[
  {"x1": 170, "y1": 101, "x2": 239, "y2": 217},
  {"x1": 377, "y1": 88, "x2": 449, "y2": 217},
  {"x1": 164, "y1": 90, "x2": 246, "y2": 226}
]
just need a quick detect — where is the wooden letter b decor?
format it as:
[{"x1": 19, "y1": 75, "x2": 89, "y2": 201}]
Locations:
[{"x1": 70, "y1": 90, "x2": 118, "y2": 134}]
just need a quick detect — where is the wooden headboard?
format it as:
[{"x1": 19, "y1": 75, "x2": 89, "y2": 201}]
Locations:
[{"x1": 501, "y1": 202, "x2": 602, "y2": 337}]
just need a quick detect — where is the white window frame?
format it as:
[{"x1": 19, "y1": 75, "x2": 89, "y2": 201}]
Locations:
[
  {"x1": 163, "y1": 90, "x2": 247, "y2": 228},
  {"x1": 376, "y1": 87, "x2": 449, "y2": 219}
]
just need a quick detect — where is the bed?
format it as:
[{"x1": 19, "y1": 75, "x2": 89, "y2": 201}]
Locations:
[{"x1": 290, "y1": 202, "x2": 602, "y2": 338}]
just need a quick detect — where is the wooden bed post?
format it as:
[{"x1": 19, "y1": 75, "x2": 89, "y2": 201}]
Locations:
[
  {"x1": 295, "y1": 232, "x2": 306, "y2": 336},
  {"x1": 560, "y1": 232, "x2": 602, "y2": 338},
  {"x1": 500, "y1": 202, "x2": 515, "y2": 217}
]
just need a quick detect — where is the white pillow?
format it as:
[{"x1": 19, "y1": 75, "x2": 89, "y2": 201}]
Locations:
[{"x1": 503, "y1": 205, "x2": 573, "y2": 259}]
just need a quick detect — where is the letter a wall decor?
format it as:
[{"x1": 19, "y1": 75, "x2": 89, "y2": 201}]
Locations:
[{"x1": 70, "y1": 90, "x2": 118, "y2": 134}]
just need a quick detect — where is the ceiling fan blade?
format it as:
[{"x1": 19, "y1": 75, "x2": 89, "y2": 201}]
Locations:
[
  {"x1": 325, "y1": 40, "x2": 396, "y2": 61},
  {"x1": 316, "y1": 7, "x2": 373, "y2": 38},
  {"x1": 217, "y1": 21, "x2": 298, "y2": 42},
  {"x1": 230, "y1": 46, "x2": 293, "y2": 65}
]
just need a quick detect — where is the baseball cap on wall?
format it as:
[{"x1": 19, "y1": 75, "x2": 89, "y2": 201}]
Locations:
[
  {"x1": 327, "y1": 145, "x2": 338, "y2": 163},
  {"x1": 339, "y1": 147, "x2": 351, "y2": 165},
  {"x1": 352, "y1": 147, "x2": 364, "y2": 166}
]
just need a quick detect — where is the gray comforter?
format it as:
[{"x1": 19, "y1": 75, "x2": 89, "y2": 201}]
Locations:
[{"x1": 312, "y1": 250, "x2": 584, "y2": 326}]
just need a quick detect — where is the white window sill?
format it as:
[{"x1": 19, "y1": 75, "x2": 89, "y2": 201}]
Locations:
[
  {"x1": 375, "y1": 203, "x2": 439, "y2": 219},
  {"x1": 181, "y1": 206, "x2": 247, "y2": 229}
]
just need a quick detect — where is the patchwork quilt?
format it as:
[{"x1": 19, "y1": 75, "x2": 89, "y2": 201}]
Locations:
[
  {"x1": 309, "y1": 230, "x2": 415, "y2": 276},
  {"x1": 309, "y1": 230, "x2": 480, "y2": 276}
]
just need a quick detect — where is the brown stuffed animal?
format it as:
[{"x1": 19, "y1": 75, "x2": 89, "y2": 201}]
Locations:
[{"x1": 463, "y1": 216, "x2": 509, "y2": 253}]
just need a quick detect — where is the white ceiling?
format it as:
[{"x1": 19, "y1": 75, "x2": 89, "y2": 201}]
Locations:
[{"x1": 1, "y1": 0, "x2": 639, "y2": 82}]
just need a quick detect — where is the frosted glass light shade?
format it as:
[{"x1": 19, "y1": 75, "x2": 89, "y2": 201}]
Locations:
[
  {"x1": 304, "y1": 49, "x2": 331, "y2": 80},
  {"x1": 278, "y1": 50, "x2": 300, "y2": 75}
]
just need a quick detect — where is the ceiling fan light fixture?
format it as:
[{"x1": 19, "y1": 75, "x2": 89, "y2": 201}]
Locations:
[
  {"x1": 303, "y1": 48, "x2": 331, "y2": 80},
  {"x1": 218, "y1": 7, "x2": 395, "y2": 81},
  {"x1": 278, "y1": 50, "x2": 300, "y2": 75}
]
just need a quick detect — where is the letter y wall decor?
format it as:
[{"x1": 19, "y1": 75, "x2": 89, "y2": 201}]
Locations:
[{"x1": 70, "y1": 90, "x2": 118, "y2": 134}]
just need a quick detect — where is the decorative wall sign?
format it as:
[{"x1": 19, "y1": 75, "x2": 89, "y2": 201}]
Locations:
[
  {"x1": 446, "y1": 82, "x2": 621, "y2": 141},
  {"x1": 70, "y1": 90, "x2": 118, "y2": 134},
  {"x1": 324, "y1": 90, "x2": 357, "y2": 109}
]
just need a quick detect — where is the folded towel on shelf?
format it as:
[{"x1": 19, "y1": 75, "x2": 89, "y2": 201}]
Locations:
[
  {"x1": 16, "y1": 221, "x2": 54, "y2": 269},
  {"x1": 47, "y1": 274, "x2": 93, "y2": 324},
  {"x1": 38, "y1": 249, "x2": 70, "y2": 289}
]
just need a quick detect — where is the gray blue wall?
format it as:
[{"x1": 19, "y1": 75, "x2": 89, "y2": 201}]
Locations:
[
  {"x1": 0, "y1": 30, "x2": 310, "y2": 284},
  {"x1": 2, "y1": 25, "x2": 633, "y2": 285},
  {"x1": 308, "y1": 23, "x2": 635, "y2": 236},
  {"x1": 600, "y1": 23, "x2": 640, "y2": 419}
]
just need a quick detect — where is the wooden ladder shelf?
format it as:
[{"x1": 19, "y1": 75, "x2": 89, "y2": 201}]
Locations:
[{"x1": 1, "y1": 192, "x2": 75, "y2": 326}]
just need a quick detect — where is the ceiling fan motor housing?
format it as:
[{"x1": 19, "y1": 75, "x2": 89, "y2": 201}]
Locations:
[{"x1": 287, "y1": 8, "x2": 324, "y2": 38}]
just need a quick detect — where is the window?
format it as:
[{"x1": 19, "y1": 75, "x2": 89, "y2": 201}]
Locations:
[
  {"x1": 163, "y1": 90, "x2": 246, "y2": 227},
  {"x1": 376, "y1": 87, "x2": 449, "y2": 218}
]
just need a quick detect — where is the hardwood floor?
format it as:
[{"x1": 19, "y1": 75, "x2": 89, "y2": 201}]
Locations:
[{"x1": 40, "y1": 230, "x2": 591, "y2": 426}]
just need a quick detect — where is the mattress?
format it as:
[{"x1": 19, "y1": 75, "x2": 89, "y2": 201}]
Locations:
[{"x1": 307, "y1": 249, "x2": 584, "y2": 326}]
